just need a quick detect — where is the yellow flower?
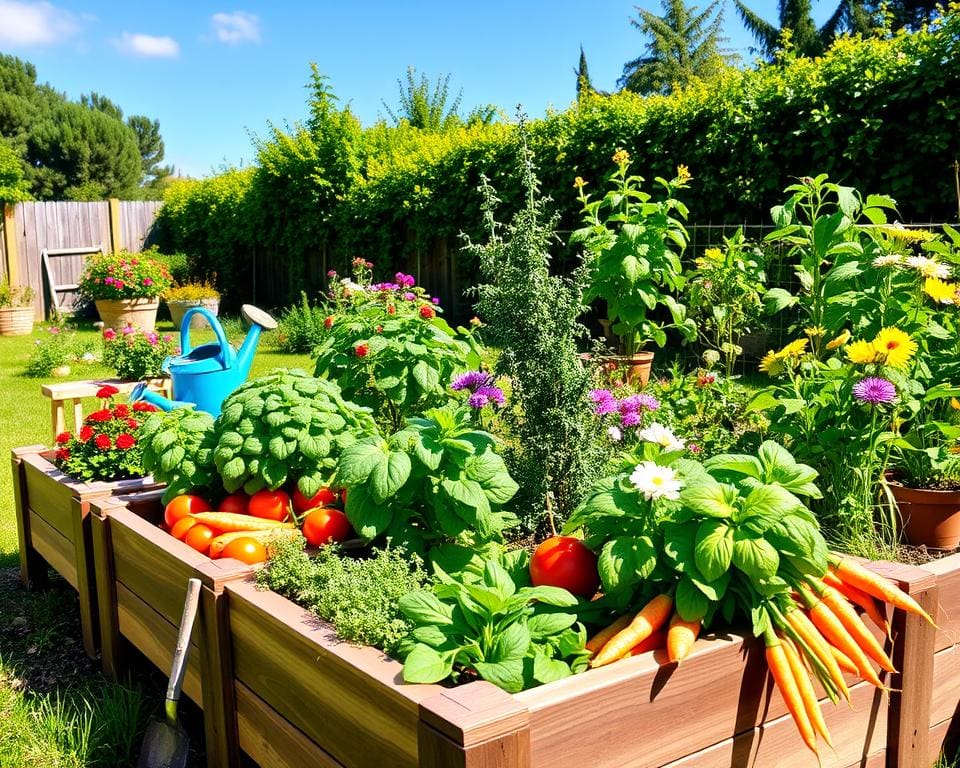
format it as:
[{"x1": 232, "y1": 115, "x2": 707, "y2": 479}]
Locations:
[
  {"x1": 573, "y1": 176, "x2": 587, "y2": 190},
  {"x1": 776, "y1": 338, "x2": 809, "y2": 359},
  {"x1": 804, "y1": 326, "x2": 826, "y2": 338},
  {"x1": 924, "y1": 277, "x2": 956, "y2": 304},
  {"x1": 872, "y1": 327, "x2": 917, "y2": 368},
  {"x1": 951, "y1": 397, "x2": 960, "y2": 411},
  {"x1": 846, "y1": 339, "x2": 878, "y2": 364},
  {"x1": 879, "y1": 224, "x2": 935, "y2": 244},
  {"x1": 826, "y1": 329, "x2": 851, "y2": 350},
  {"x1": 675, "y1": 164, "x2": 692, "y2": 184},
  {"x1": 703, "y1": 247, "x2": 722, "y2": 261},
  {"x1": 759, "y1": 350, "x2": 785, "y2": 376},
  {"x1": 612, "y1": 148, "x2": 630, "y2": 165}
]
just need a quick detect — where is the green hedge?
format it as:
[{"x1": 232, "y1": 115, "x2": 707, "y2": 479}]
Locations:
[{"x1": 153, "y1": 15, "x2": 960, "y2": 311}]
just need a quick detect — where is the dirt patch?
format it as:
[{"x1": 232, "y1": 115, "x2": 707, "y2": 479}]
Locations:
[{"x1": 895, "y1": 543, "x2": 960, "y2": 566}]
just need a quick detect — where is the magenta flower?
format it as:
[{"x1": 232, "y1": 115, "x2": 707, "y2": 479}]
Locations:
[
  {"x1": 621, "y1": 411, "x2": 641, "y2": 427},
  {"x1": 103, "y1": 328, "x2": 116, "y2": 340},
  {"x1": 143, "y1": 277, "x2": 153, "y2": 286},
  {"x1": 403, "y1": 291, "x2": 416, "y2": 301},
  {"x1": 474, "y1": 385, "x2": 505, "y2": 406},
  {"x1": 590, "y1": 389, "x2": 617, "y2": 416},
  {"x1": 431, "y1": 296, "x2": 440, "y2": 305},
  {"x1": 853, "y1": 377, "x2": 896, "y2": 405},
  {"x1": 452, "y1": 371, "x2": 494, "y2": 391}
]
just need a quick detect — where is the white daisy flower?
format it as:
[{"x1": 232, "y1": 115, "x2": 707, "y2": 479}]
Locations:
[
  {"x1": 629, "y1": 461, "x2": 683, "y2": 501},
  {"x1": 905, "y1": 255, "x2": 951, "y2": 279},
  {"x1": 872, "y1": 254, "x2": 902, "y2": 268},
  {"x1": 637, "y1": 422, "x2": 686, "y2": 453},
  {"x1": 606, "y1": 425, "x2": 622, "y2": 442}
]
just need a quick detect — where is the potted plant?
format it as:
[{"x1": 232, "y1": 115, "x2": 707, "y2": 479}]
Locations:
[
  {"x1": 572, "y1": 150, "x2": 697, "y2": 384},
  {"x1": 101, "y1": 325, "x2": 178, "y2": 382},
  {"x1": 0, "y1": 280, "x2": 35, "y2": 335},
  {"x1": 164, "y1": 280, "x2": 220, "y2": 330},
  {"x1": 78, "y1": 250, "x2": 172, "y2": 332}
]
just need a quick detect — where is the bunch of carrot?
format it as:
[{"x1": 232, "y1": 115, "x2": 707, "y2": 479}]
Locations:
[{"x1": 584, "y1": 555, "x2": 935, "y2": 761}]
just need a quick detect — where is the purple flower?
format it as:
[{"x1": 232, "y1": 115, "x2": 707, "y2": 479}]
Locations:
[
  {"x1": 853, "y1": 377, "x2": 897, "y2": 405},
  {"x1": 590, "y1": 389, "x2": 617, "y2": 416},
  {"x1": 474, "y1": 386, "x2": 505, "y2": 407},
  {"x1": 431, "y1": 296, "x2": 440, "y2": 305},
  {"x1": 620, "y1": 411, "x2": 641, "y2": 427},
  {"x1": 468, "y1": 392, "x2": 490, "y2": 408},
  {"x1": 326, "y1": 269, "x2": 337, "y2": 278},
  {"x1": 395, "y1": 272, "x2": 416, "y2": 288},
  {"x1": 452, "y1": 371, "x2": 493, "y2": 391},
  {"x1": 403, "y1": 291, "x2": 416, "y2": 301},
  {"x1": 619, "y1": 393, "x2": 660, "y2": 414}
]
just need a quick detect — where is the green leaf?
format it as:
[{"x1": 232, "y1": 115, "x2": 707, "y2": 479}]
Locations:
[
  {"x1": 527, "y1": 612, "x2": 577, "y2": 639},
  {"x1": 464, "y1": 451, "x2": 519, "y2": 505},
  {"x1": 337, "y1": 439, "x2": 385, "y2": 486},
  {"x1": 493, "y1": 623, "x2": 530, "y2": 661},
  {"x1": 403, "y1": 644, "x2": 454, "y2": 684},
  {"x1": 160, "y1": 445, "x2": 185, "y2": 474},
  {"x1": 412, "y1": 625, "x2": 450, "y2": 647},
  {"x1": 262, "y1": 459, "x2": 288, "y2": 489},
  {"x1": 732, "y1": 531, "x2": 780, "y2": 582},
  {"x1": 150, "y1": 431, "x2": 177, "y2": 453},
  {"x1": 704, "y1": 454, "x2": 763, "y2": 479},
  {"x1": 762, "y1": 287, "x2": 796, "y2": 315},
  {"x1": 532, "y1": 654, "x2": 573, "y2": 684},
  {"x1": 221, "y1": 456, "x2": 246, "y2": 481},
  {"x1": 675, "y1": 577, "x2": 709, "y2": 622},
  {"x1": 344, "y1": 483, "x2": 392, "y2": 539},
  {"x1": 662, "y1": 522, "x2": 697, "y2": 573},
  {"x1": 268, "y1": 435, "x2": 291, "y2": 461},
  {"x1": 369, "y1": 449, "x2": 411, "y2": 503},
  {"x1": 482, "y1": 559, "x2": 516, "y2": 601},
  {"x1": 473, "y1": 659, "x2": 524, "y2": 693},
  {"x1": 680, "y1": 476, "x2": 734, "y2": 518},
  {"x1": 598, "y1": 537, "x2": 636, "y2": 593},
  {"x1": 520, "y1": 586, "x2": 578, "y2": 607},
  {"x1": 241, "y1": 436, "x2": 262, "y2": 455},
  {"x1": 398, "y1": 590, "x2": 454, "y2": 625},
  {"x1": 694, "y1": 520, "x2": 733, "y2": 581},
  {"x1": 412, "y1": 360, "x2": 440, "y2": 394}
]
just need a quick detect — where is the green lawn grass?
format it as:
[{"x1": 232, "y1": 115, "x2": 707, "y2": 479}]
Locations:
[{"x1": 0, "y1": 317, "x2": 310, "y2": 766}]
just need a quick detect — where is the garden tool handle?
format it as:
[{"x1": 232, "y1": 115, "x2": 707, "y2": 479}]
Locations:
[{"x1": 165, "y1": 578, "x2": 202, "y2": 726}]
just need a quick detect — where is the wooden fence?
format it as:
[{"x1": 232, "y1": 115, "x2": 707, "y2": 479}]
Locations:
[{"x1": 0, "y1": 200, "x2": 162, "y2": 319}]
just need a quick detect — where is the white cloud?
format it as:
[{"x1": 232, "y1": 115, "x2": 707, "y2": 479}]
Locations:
[
  {"x1": 0, "y1": 0, "x2": 79, "y2": 46},
  {"x1": 112, "y1": 32, "x2": 180, "y2": 58},
  {"x1": 211, "y1": 11, "x2": 261, "y2": 44}
]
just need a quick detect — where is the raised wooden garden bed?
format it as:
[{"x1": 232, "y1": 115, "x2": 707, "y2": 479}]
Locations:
[
  {"x1": 85, "y1": 493, "x2": 959, "y2": 768},
  {"x1": 10, "y1": 445, "x2": 160, "y2": 657}
]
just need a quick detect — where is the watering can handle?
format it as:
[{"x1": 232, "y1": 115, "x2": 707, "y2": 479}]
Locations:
[{"x1": 179, "y1": 307, "x2": 235, "y2": 367}]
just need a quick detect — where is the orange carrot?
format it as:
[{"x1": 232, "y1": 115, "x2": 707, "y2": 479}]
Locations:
[
  {"x1": 190, "y1": 512, "x2": 294, "y2": 532},
  {"x1": 830, "y1": 645, "x2": 859, "y2": 676},
  {"x1": 766, "y1": 631, "x2": 819, "y2": 757},
  {"x1": 782, "y1": 636, "x2": 834, "y2": 750},
  {"x1": 591, "y1": 594, "x2": 674, "y2": 668},
  {"x1": 805, "y1": 595, "x2": 887, "y2": 690},
  {"x1": 626, "y1": 629, "x2": 667, "y2": 656},
  {"x1": 830, "y1": 555, "x2": 936, "y2": 626},
  {"x1": 586, "y1": 615, "x2": 631, "y2": 654},
  {"x1": 667, "y1": 613, "x2": 701, "y2": 664},
  {"x1": 817, "y1": 583, "x2": 896, "y2": 673},
  {"x1": 784, "y1": 607, "x2": 851, "y2": 703},
  {"x1": 823, "y1": 571, "x2": 891, "y2": 639}
]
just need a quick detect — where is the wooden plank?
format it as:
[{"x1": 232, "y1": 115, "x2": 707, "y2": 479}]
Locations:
[
  {"x1": 11, "y1": 445, "x2": 49, "y2": 589},
  {"x1": 2, "y1": 203, "x2": 17, "y2": 286},
  {"x1": 930, "y1": 645, "x2": 960, "y2": 726},
  {"x1": 108, "y1": 198, "x2": 121, "y2": 252},
  {"x1": 110, "y1": 507, "x2": 207, "y2": 624},
  {"x1": 22, "y1": 450, "x2": 77, "y2": 535},
  {"x1": 236, "y1": 681, "x2": 343, "y2": 768},
  {"x1": 920, "y1": 553, "x2": 960, "y2": 651},
  {"x1": 70, "y1": 494, "x2": 99, "y2": 659},
  {"x1": 29, "y1": 510, "x2": 77, "y2": 589},
  {"x1": 91, "y1": 510, "x2": 121, "y2": 679},
  {"x1": 116, "y1": 581, "x2": 202, "y2": 706},
  {"x1": 227, "y1": 579, "x2": 436, "y2": 768}
]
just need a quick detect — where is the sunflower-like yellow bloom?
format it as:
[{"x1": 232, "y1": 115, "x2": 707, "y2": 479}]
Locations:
[
  {"x1": 872, "y1": 327, "x2": 917, "y2": 368},
  {"x1": 776, "y1": 338, "x2": 809, "y2": 359},
  {"x1": 804, "y1": 326, "x2": 826, "y2": 338},
  {"x1": 924, "y1": 277, "x2": 956, "y2": 304},
  {"x1": 759, "y1": 351, "x2": 785, "y2": 376},
  {"x1": 847, "y1": 339, "x2": 878, "y2": 364},
  {"x1": 612, "y1": 148, "x2": 631, "y2": 165},
  {"x1": 675, "y1": 164, "x2": 692, "y2": 183},
  {"x1": 826, "y1": 329, "x2": 851, "y2": 350},
  {"x1": 880, "y1": 225, "x2": 935, "y2": 244},
  {"x1": 703, "y1": 247, "x2": 722, "y2": 261}
]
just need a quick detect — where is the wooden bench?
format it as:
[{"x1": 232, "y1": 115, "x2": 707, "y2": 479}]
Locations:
[{"x1": 41, "y1": 378, "x2": 171, "y2": 439}]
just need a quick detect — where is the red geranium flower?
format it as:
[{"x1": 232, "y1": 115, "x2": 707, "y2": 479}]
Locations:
[
  {"x1": 324, "y1": 316, "x2": 334, "y2": 329},
  {"x1": 132, "y1": 401, "x2": 157, "y2": 413},
  {"x1": 116, "y1": 433, "x2": 136, "y2": 450},
  {"x1": 55, "y1": 447, "x2": 70, "y2": 462},
  {"x1": 419, "y1": 305, "x2": 435, "y2": 320},
  {"x1": 55, "y1": 431, "x2": 71, "y2": 444},
  {"x1": 387, "y1": 305, "x2": 396, "y2": 315},
  {"x1": 87, "y1": 409, "x2": 113, "y2": 423},
  {"x1": 96, "y1": 385, "x2": 120, "y2": 398},
  {"x1": 355, "y1": 343, "x2": 369, "y2": 358},
  {"x1": 113, "y1": 404, "x2": 130, "y2": 418},
  {"x1": 79, "y1": 425, "x2": 94, "y2": 442},
  {"x1": 127, "y1": 418, "x2": 139, "y2": 430},
  {"x1": 95, "y1": 434, "x2": 112, "y2": 450}
]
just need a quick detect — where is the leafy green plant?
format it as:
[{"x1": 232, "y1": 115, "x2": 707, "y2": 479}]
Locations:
[
  {"x1": 399, "y1": 557, "x2": 590, "y2": 692},
  {"x1": 24, "y1": 326, "x2": 75, "y2": 377},
  {"x1": 277, "y1": 292, "x2": 329, "y2": 353},
  {"x1": 101, "y1": 326, "x2": 177, "y2": 381},
  {"x1": 257, "y1": 533, "x2": 427, "y2": 656},
  {"x1": 335, "y1": 405, "x2": 518, "y2": 555},
  {"x1": 139, "y1": 406, "x2": 219, "y2": 503},
  {"x1": 685, "y1": 229, "x2": 767, "y2": 377},
  {"x1": 0, "y1": 280, "x2": 34, "y2": 308},
  {"x1": 572, "y1": 149, "x2": 697, "y2": 354},
  {"x1": 78, "y1": 250, "x2": 172, "y2": 301},
  {"x1": 163, "y1": 280, "x2": 219, "y2": 301}
]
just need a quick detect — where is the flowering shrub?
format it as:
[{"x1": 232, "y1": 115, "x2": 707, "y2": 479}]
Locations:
[
  {"x1": 78, "y1": 250, "x2": 172, "y2": 301},
  {"x1": 164, "y1": 280, "x2": 219, "y2": 301},
  {"x1": 25, "y1": 326, "x2": 76, "y2": 378},
  {"x1": 313, "y1": 259, "x2": 477, "y2": 432},
  {"x1": 102, "y1": 326, "x2": 178, "y2": 381},
  {"x1": 53, "y1": 386, "x2": 158, "y2": 481}
]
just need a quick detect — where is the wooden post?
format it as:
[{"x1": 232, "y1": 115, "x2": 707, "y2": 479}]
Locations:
[
  {"x1": 71, "y1": 495, "x2": 99, "y2": 658},
  {"x1": 868, "y1": 560, "x2": 939, "y2": 768},
  {"x1": 108, "y1": 198, "x2": 121, "y2": 253},
  {"x1": 2, "y1": 202, "x2": 18, "y2": 285},
  {"x1": 11, "y1": 445, "x2": 50, "y2": 589},
  {"x1": 91, "y1": 498, "x2": 122, "y2": 679},
  {"x1": 419, "y1": 682, "x2": 530, "y2": 768}
]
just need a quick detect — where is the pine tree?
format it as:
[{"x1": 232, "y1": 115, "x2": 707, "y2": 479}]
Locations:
[
  {"x1": 575, "y1": 46, "x2": 594, "y2": 99},
  {"x1": 734, "y1": 0, "x2": 872, "y2": 59}
]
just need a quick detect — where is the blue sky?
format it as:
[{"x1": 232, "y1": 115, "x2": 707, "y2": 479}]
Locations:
[{"x1": 0, "y1": 0, "x2": 836, "y2": 177}]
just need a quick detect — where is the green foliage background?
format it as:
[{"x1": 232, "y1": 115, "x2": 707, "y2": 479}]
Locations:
[{"x1": 152, "y1": 17, "x2": 960, "y2": 310}]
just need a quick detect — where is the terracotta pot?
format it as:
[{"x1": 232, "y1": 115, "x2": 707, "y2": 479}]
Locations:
[
  {"x1": 0, "y1": 306, "x2": 35, "y2": 336},
  {"x1": 890, "y1": 481, "x2": 960, "y2": 549},
  {"x1": 167, "y1": 298, "x2": 220, "y2": 331},
  {"x1": 95, "y1": 298, "x2": 160, "y2": 333},
  {"x1": 613, "y1": 352, "x2": 656, "y2": 386}
]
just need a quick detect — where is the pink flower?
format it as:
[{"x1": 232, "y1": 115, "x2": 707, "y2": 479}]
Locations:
[
  {"x1": 147, "y1": 333, "x2": 158, "y2": 345},
  {"x1": 143, "y1": 278, "x2": 153, "y2": 286},
  {"x1": 48, "y1": 326, "x2": 60, "y2": 335},
  {"x1": 122, "y1": 325, "x2": 135, "y2": 336},
  {"x1": 162, "y1": 334, "x2": 173, "y2": 343},
  {"x1": 103, "y1": 328, "x2": 116, "y2": 340}
]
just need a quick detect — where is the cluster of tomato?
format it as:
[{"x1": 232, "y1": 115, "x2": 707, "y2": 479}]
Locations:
[{"x1": 162, "y1": 485, "x2": 353, "y2": 564}]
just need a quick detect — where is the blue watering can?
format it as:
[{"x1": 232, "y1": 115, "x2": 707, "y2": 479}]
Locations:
[{"x1": 131, "y1": 304, "x2": 277, "y2": 417}]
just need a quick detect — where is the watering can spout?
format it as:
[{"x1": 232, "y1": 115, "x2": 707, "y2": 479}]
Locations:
[
  {"x1": 235, "y1": 304, "x2": 278, "y2": 378},
  {"x1": 129, "y1": 382, "x2": 195, "y2": 412}
]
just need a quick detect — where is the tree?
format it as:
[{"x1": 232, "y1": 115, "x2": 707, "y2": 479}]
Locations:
[
  {"x1": 381, "y1": 66, "x2": 495, "y2": 131},
  {"x1": 81, "y1": 92, "x2": 124, "y2": 122},
  {"x1": 619, "y1": 0, "x2": 730, "y2": 95},
  {"x1": 734, "y1": 0, "x2": 872, "y2": 59},
  {"x1": 127, "y1": 114, "x2": 170, "y2": 186},
  {"x1": 575, "y1": 45, "x2": 594, "y2": 99},
  {"x1": 0, "y1": 140, "x2": 30, "y2": 203}
]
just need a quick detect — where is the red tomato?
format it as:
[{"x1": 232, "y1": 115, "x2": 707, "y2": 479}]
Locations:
[
  {"x1": 164, "y1": 494, "x2": 212, "y2": 529},
  {"x1": 170, "y1": 517, "x2": 199, "y2": 541},
  {"x1": 530, "y1": 536, "x2": 600, "y2": 597},
  {"x1": 218, "y1": 492, "x2": 250, "y2": 515},
  {"x1": 222, "y1": 537, "x2": 267, "y2": 564},
  {"x1": 184, "y1": 524, "x2": 215, "y2": 554},
  {"x1": 248, "y1": 489, "x2": 291, "y2": 522},
  {"x1": 301, "y1": 507, "x2": 352, "y2": 546},
  {"x1": 292, "y1": 486, "x2": 338, "y2": 512}
]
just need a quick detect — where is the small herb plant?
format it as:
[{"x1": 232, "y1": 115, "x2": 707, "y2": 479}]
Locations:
[
  {"x1": 0, "y1": 280, "x2": 34, "y2": 308},
  {"x1": 53, "y1": 385, "x2": 159, "y2": 482},
  {"x1": 101, "y1": 327, "x2": 178, "y2": 381},
  {"x1": 257, "y1": 534, "x2": 427, "y2": 656},
  {"x1": 25, "y1": 326, "x2": 75, "y2": 378},
  {"x1": 399, "y1": 556, "x2": 589, "y2": 692},
  {"x1": 572, "y1": 150, "x2": 697, "y2": 354},
  {"x1": 78, "y1": 251, "x2": 172, "y2": 301},
  {"x1": 277, "y1": 292, "x2": 329, "y2": 353},
  {"x1": 314, "y1": 260, "x2": 478, "y2": 433},
  {"x1": 335, "y1": 405, "x2": 519, "y2": 555}
]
